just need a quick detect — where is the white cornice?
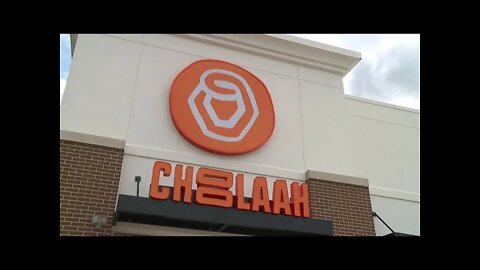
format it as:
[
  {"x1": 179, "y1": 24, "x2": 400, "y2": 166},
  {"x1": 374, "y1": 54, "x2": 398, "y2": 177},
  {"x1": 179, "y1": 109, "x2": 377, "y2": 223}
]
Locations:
[
  {"x1": 178, "y1": 34, "x2": 361, "y2": 76},
  {"x1": 70, "y1": 34, "x2": 361, "y2": 76},
  {"x1": 60, "y1": 130, "x2": 125, "y2": 149},
  {"x1": 306, "y1": 170, "x2": 369, "y2": 187}
]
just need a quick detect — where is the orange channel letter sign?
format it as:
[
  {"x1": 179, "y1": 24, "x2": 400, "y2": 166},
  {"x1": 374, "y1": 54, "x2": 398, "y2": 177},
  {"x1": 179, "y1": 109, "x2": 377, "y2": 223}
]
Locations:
[{"x1": 149, "y1": 160, "x2": 310, "y2": 218}]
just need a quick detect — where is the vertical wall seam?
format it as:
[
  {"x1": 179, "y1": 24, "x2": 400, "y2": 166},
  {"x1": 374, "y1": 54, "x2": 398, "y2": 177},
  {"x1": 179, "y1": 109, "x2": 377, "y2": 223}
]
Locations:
[
  {"x1": 124, "y1": 35, "x2": 144, "y2": 149},
  {"x1": 296, "y1": 65, "x2": 307, "y2": 173}
]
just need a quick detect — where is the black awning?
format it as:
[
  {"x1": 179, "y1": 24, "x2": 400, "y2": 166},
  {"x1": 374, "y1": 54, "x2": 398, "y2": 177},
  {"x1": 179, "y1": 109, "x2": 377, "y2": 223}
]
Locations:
[{"x1": 115, "y1": 194, "x2": 333, "y2": 236}]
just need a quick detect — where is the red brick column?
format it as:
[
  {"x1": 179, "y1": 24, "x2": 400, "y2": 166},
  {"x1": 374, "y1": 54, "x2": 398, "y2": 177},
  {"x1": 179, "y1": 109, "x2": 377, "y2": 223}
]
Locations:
[
  {"x1": 307, "y1": 179, "x2": 376, "y2": 236},
  {"x1": 60, "y1": 140, "x2": 124, "y2": 236}
]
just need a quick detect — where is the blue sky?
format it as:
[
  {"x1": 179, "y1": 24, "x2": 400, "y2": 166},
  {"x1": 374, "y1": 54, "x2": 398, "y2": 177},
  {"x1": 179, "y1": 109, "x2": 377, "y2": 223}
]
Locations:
[
  {"x1": 60, "y1": 34, "x2": 71, "y2": 104},
  {"x1": 60, "y1": 34, "x2": 419, "y2": 109}
]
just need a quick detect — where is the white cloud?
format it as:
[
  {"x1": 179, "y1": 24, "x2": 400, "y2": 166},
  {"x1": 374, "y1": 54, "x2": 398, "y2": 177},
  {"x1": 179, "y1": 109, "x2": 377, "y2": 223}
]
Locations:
[
  {"x1": 289, "y1": 34, "x2": 420, "y2": 110},
  {"x1": 289, "y1": 34, "x2": 345, "y2": 48},
  {"x1": 60, "y1": 79, "x2": 66, "y2": 105},
  {"x1": 380, "y1": 34, "x2": 419, "y2": 51},
  {"x1": 388, "y1": 94, "x2": 420, "y2": 110}
]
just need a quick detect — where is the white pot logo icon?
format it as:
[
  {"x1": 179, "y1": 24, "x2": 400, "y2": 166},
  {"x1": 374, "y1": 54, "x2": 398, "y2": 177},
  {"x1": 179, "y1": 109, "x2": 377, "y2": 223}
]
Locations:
[{"x1": 188, "y1": 69, "x2": 259, "y2": 142}]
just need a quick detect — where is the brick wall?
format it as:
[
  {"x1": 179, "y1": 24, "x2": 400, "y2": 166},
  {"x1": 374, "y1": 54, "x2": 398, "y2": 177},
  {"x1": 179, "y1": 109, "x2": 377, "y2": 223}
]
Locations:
[
  {"x1": 307, "y1": 179, "x2": 376, "y2": 236},
  {"x1": 60, "y1": 140, "x2": 124, "y2": 236}
]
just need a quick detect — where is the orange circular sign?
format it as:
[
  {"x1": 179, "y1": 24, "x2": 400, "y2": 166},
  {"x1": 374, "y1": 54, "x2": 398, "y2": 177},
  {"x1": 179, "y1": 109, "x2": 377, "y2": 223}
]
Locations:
[{"x1": 169, "y1": 59, "x2": 275, "y2": 155}]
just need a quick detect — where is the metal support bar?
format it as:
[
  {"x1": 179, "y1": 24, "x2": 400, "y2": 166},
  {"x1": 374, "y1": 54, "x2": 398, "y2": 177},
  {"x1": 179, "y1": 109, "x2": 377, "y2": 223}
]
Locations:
[
  {"x1": 373, "y1": 212, "x2": 395, "y2": 234},
  {"x1": 218, "y1": 224, "x2": 228, "y2": 232}
]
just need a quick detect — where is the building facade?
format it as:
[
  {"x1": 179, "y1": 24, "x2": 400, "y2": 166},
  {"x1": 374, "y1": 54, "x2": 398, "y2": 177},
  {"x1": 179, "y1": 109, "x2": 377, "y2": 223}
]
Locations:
[{"x1": 60, "y1": 34, "x2": 420, "y2": 236}]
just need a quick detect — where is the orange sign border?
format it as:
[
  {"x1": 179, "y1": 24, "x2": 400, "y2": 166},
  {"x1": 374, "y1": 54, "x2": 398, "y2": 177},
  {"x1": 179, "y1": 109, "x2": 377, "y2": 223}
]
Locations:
[{"x1": 169, "y1": 59, "x2": 276, "y2": 155}]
